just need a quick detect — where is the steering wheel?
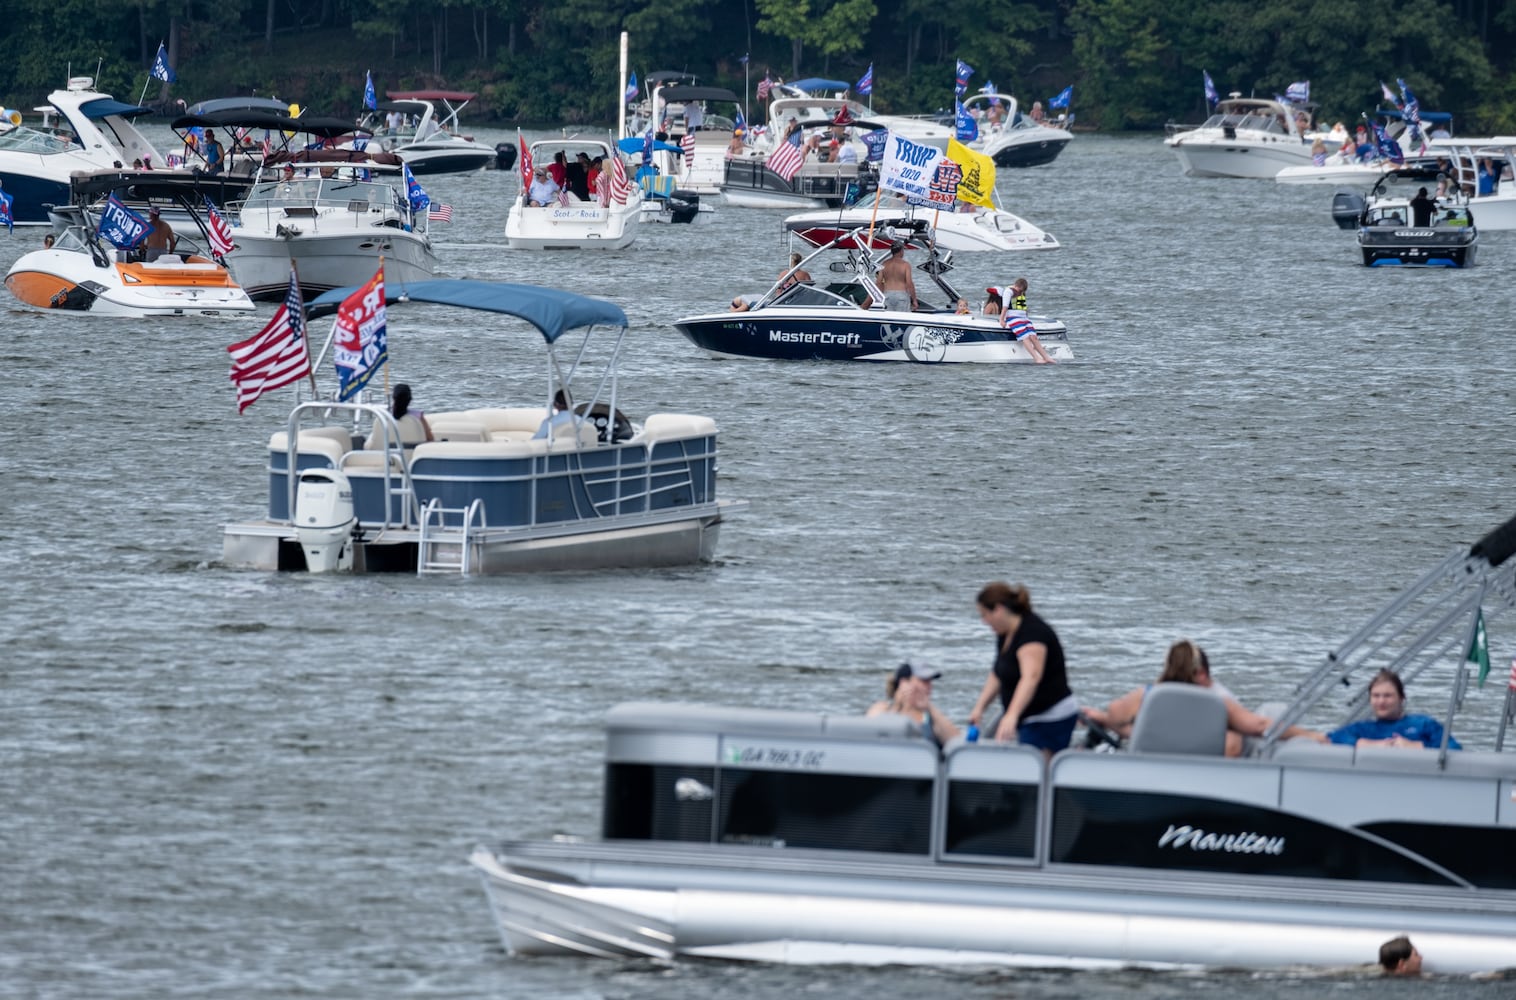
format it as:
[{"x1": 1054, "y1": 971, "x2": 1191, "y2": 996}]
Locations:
[{"x1": 1081, "y1": 712, "x2": 1123, "y2": 750}]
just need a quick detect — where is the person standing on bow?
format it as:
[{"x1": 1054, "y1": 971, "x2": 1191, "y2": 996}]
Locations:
[{"x1": 968, "y1": 581, "x2": 1079, "y2": 758}]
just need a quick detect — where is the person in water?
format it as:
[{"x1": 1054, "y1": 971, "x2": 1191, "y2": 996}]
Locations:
[{"x1": 1328, "y1": 669, "x2": 1460, "y2": 750}]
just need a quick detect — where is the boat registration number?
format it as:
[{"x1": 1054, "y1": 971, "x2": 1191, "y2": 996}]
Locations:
[{"x1": 725, "y1": 744, "x2": 827, "y2": 769}]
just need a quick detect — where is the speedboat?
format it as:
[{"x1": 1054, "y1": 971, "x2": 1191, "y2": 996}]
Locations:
[
  {"x1": 505, "y1": 137, "x2": 640, "y2": 250},
  {"x1": 1422, "y1": 136, "x2": 1516, "y2": 230},
  {"x1": 674, "y1": 224, "x2": 1071, "y2": 363},
  {"x1": 1352, "y1": 198, "x2": 1476, "y2": 267},
  {"x1": 1165, "y1": 96, "x2": 1320, "y2": 179},
  {"x1": 959, "y1": 93, "x2": 1073, "y2": 167},
  {"x1": 470, "y1": 513, "x2": 1516, "y2": 973},
  {"x1": 768, "y1": 82, "x2": 953, "y2": 151},
  {"x1": 635, "y1": 83, "x2": 744, "y2": 197},
  {"x1": 225, "y1": 118, "x2": 436, "y2": 300},
  {"x1": 784, "y1": 194, "x2": 1059, "y2": 253},
  {"x1": 222, "y1": 279, "x2": 744, "y2": 574},
  {"x1": 0, "y1": 76, "x2": 165, "y2": 225},
  {"x1": 356, "y1": 91, "x2": 495, "y2": 175},
  {"x1": 4, "y1": 170, "x2": 253, "y2": 316},
  {"x1": 1276, "y1": 110, "x2": 1454, "y2": 185},
  {"x1": 614, "y1": 137, "x2": 717, "y2": 225}
]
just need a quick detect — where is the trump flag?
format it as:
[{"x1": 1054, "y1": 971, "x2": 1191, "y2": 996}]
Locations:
[
  {"x1": 332, "y1": 266, "x2": 389, "y2": 401},
  {"x1": 150, "y1": 43, "x2": 177, "y2": 84}
]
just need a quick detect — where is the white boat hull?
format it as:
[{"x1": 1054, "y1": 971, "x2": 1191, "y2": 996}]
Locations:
[
  {"x1": 228, "y1": 229, "x2": 436, "y2": 299},
  {"x1": 1167, "y1": 137, "x2": 1314, "y2": 179},
  {"x1": 784, "y1": 207, "x2": 1059, "y2": 252},
  {"x1": 721, "y1": 189, "x2": 829, "y2": 210},
  {"x1": 5, "y1": 251, "x2": 254, "y2": 316},
  {"x1": 505, "y1": 202, "x2": 640, "y2": 250}
]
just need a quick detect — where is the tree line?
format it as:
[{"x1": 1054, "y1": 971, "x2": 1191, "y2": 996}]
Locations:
[{"x1": 4, "y1": 0, "x2": 1515, "y2": 132}]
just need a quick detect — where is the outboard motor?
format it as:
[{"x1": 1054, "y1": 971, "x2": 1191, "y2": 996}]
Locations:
[
  {"x1": 667, "y1": 190, "x2": 701, "y2": 224},
  {"x1": 293, "y1": 469, "x2": 355, "y2": 573},
  {"x1": 494, "y1": 142, "x2": 518, "y2": 172},
  {"x1": 1332, "y1": 191, "x2": 1365, "y2": 230}
]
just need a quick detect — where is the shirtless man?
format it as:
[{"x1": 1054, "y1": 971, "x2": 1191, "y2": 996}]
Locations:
[
  {"x1": 878, "y1": 240, "x2": 916, "y2": 311},
  {"x1": 144, "y1": 207, "x2": 177, "y2": 262}
]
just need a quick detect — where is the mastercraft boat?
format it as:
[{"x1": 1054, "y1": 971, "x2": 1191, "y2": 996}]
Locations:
[
  {"x1": 1165, "y1": 96, "x2": 1320, "y2": 179},
  {"x1": 959, "y1": 93, "x2": 1073, "y2": 167},
  {"x1": 0, "y1": 76, "x2": 164, "y2": 225},
  {"x1": 222, "y1": 280, "x2": 743, "y2": 574},
  {"x1": 505, "y1": 137, "x2": 641, "y2": 249},
  {"x1": 674, "y1": 225, "x2": 1070, "y2": 363},
  {"x1": 357, "y1": 91, "x2": 495, "y2": 174},
  {"x1": 472, "y1": 513, "x2": 1516, "y2": 973},
  {"x1": 4, "y1": 169, "x2": 254, "y2": 316}
]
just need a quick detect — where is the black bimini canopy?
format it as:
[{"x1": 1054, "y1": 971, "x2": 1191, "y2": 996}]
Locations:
[
  {"x1": 170, "y1": 111, "x2": 364, "y2": 138},
  {"x1": 657, "y1": 86, "x2": 741, "y2": 104}
]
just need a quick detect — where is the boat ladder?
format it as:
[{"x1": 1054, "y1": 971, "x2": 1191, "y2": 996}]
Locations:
[{"x1": 416, "y1": 498, "x2": 485, "y2": 575}]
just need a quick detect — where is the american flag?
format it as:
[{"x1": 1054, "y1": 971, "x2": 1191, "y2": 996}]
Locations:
[
  {"x1": 260, "y1": 134, "x2": 273, "y2": 160},
  {"x1": 427, "y1": 203, "x2": 453, "y2": 222},
  {"x1": 597, "y1": 170, "x2": 610, "y2": 207},
  {"x1": 680, "y1": 133, "x2": 695, "y2": 170},
  {"x1": 557, "y1": 189, "x2": 571, "y2": 207},
  {"x1": 202, "y1": 196, "x2": 236, "y2": 258},
  {"x1": 227, "y1": 270, "x2": 310, "y2": 413},
  {"x1": 610, "y1": 155, "x2": 632, "y2": 205},
  {"x1": 757, "y1": 74, "x2": 773, "y2": 102},
  {"x1": 766, "y1": 140, "x2": 805, "y2": 182}
]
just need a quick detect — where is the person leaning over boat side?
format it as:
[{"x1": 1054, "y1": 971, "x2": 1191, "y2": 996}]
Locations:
[
  {"x1": 878, "y1": 240, "x2": 917, "y2": 311},
  {"x1": 1410, "y1": 187, "x2": 1438, "y2": 227},
  {"x1": 867, "y1": 662, "x2": 960, "y2": 748},
  {"x1": 968, "y1": 581, "x2": 1079, "y2": 758},
  {"x1": 1001, "y1": 278, "x2": 1055, "y2": 364},
  {"x1": 1327, "y1": 669, "x2": 1461, "y2": 750},
  {"x1": 143, "y1": 207, "x2": 177, "y2": 262},
  {"x1": 366, "y1": 383, "x2": 433, "y2": 451},
  {"x1": 1379, "y1": 935, "x2": 1423, "y2": 976},
  {"x1": 1081, "y1": 640, "x2": 1324, "y2": 757}
]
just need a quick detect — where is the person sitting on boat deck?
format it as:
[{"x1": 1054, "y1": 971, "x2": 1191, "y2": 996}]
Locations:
[
  {"x1": 867, "y1": 661, "x2": 960, "y2": 749},
  {"x1": 834, "y1": 140, "x2": 858, "y2": 164},
  {"x1": 878, "y1": 240, "x2": 917, "y2": 311},
  {"x1": 777, "y1": 252, "x2": 812, "y2": 292},
  {"x1": 1001, "y1": 278, "x2": 1056, "y2": 364},
  {"x1": 1029, "y1": 101, "x2": 1045, "y2": 124},
  {"x1": 803, "y1": 132, "x2": 823, "y2": 163},
  {"x1": 364, "y1": 383, "x2": 433, "y2": 451},
  {"x1": 587, "y1": 157, "x2": 603, "y2": 197},
  {"x1": 533, "y1": 389, "x2": 580, "y2": 440},
  {"x1": 547, "y1": 151, "x2": 568, "y2": 189},
  {"x1": 1327, "y1": 669, "x2": 1461, "y2": 750},
  {"x1": 528, "y1": 167, "x2": 560, "y2": 207},
  {"x1": 1311, "y1": 137, "x2": 1327, "y2": 166},
  {"x1": 143, "y1": 207, "x2": 177, "y2": 262},
  {"x1": 729, "y1": 294, "x2": 760, "y2": 312},
  {"x1": 987, "y1": 103, "x2": 1005, "y2": 130},
  {"x1": 1081, "y1": 640, "x2": 1324, "y2": 756},
  {"x1": 726, "y1": 129, "x2": 745, "y2": 158},
  {"x1": 1379, "y1": 935, "x2": 1423, "y2": 976},
  {"x1": 1443, "y1": 207, "x2": 1470, "y2": 227},
  {"x1": 1409, "y1": 187, "x2": 1438, "y2": 227},
  {"x1": 968, "y1": 581, "x2": 1079, "y2": 758},
  {"x1": 1478, "y1": 158, "x2": 1497, "y2": 196},
  {"x1": 954, "y1": 298, "x2": 971, "y2": 315},
  {"x1": 43, "y1": 233, "x2": 55, "y2": 249},
  {"x1": 1328, "y1": 121, "x2": 1349, "y2": 142},
  {"x1": 200, "y1": 130, "x2": 225, "y2": 176},
  {"x1": 982, "y1": 287, "x2": 1003, "y2": 318}
]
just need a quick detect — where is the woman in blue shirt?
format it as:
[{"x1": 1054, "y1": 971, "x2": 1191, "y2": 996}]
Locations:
[{"x1": 1328, "y1": 669, "x2": 1460, "y2": 750}]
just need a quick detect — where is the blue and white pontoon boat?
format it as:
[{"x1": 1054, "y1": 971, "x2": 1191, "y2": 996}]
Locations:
[
  {"x1": 472, "y1": 514, "x2": 1516, "y2": 973},
  {"x1": 221, "y1": 280, "x2": 743, "y2": 574}
]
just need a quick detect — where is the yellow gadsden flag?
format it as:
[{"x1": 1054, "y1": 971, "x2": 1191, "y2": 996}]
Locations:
[{"x1": 947, "y1": 138, "x2": 995, "y2": 208}]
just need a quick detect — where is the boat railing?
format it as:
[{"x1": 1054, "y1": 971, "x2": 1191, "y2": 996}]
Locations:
[{"x1": 283, "y1": 400, "x2": 417, "y2": 532}]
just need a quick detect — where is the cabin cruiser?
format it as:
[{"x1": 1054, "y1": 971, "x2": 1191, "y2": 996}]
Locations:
[
  {"x1": 356, "y1": 91, "x2": 495, "y2": 174},
  {"x1": 959, "y1": 93, "x2": 1073, "y2": 167},
  {"x1": 1420, "y1": 136, "x2": 1516, "y2": 230},
  {"x1": 506, "y1": 137, "x2": 641, "y2": 249},
  {"x1": 784, "y1": 193, "x2": 1059, "y2": 253},
  {"x1": 613, "y1": 138, "x2": 716, "y2": 225},
  {"x1": 222, "y1": 280, "x2": 743, "y2": 574},
  {"x1": 768, "y1": 82, "x2": 953, "y2": 151},
  {"x1": 0, "y1": 76, "x2": 165, "y2": 225},
  {"x1": 5, "y1": 170, "x2": 253, "y2": 316},
  {"x1": 723, "y1": 101, "x2": 879, "y2": 210},
  {"x1": 224, "y1": 114, "x2": 435, "y2": 300},
  {"x1": 471, "y1": 513, "x2": 1516, "y2": 973},
  {"x1": 633, "y1": 83, "x2": 744, "y2": 198},
  {"x1": 1276, "y1": 110, "x2": 1454, "y2": 184},
  {"x1": 1165, "y1": 96, "x2": 1320, "y2": 179},
  {"x1": 674, "y1": 224, "x2": 1071, "y2": 363}
]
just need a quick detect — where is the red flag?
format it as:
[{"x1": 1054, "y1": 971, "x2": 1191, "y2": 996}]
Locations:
[
  {"x1": 519, "y1": 132, "x2": 532, "y2": 192},
  {"x1": 610, "y1": 156, "x2": 632, "y2": 205},
  {"x1": 766, "y1": 141, "x2": 805, "y2": 182},
  {"x1": 227, "y1": 270, "x2": 310, "y2": 413}
]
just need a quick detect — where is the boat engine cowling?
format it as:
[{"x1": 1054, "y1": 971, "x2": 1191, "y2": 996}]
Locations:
[
  {"x1": 494, "y1": 142, "x2": 518, "y2": 171},
  {"x1": 293, "y1": 469, "x2": 356, "y2": 573},
  {"x1": 1332, "y1": 191, "x2": 1365, "y2": 230}
]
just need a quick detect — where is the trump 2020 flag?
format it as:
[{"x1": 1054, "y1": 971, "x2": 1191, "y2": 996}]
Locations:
[
  {"x1": 402, "y1": 163, "x2": 430, "y2": 213},
  {"x1": 332, "y1": 266, "x2": 388, "y2": 402},
  {"x1": 625, "y1": 71, "x2": 639, "y2": 105},
  {"x1": 363, "y1": 70, "x2": 377, "y2": 111},
  {"x1": 954, "y1": 100, "x2": 978, "y2": 143},
  {"x1": 954, "y1": 59, "x2": 974, "y2": 97},
  {"x1": 97, "y1": 194, "x2": 151, "y2": 249},
  {"x1": 880, "y1": 133, "x2": 952, "y2": 207},
  {"x1": 1372, "y1": 122, "x2": 1404, "y2": 165},
  {"x1": 1049, "y1": 85, "x2": 1073, "y2": 110},
  {"x1": 861, "y1": 128, "x2": 889, "y2": 163},
  {"x1": 0, "y1": 187, "x2": 13, "y2": 233},
  {"x1": 228, "y1": 270, "x2": 310, "y2": 413},
  {"x1": 150, "y1": 42, "x2": 177, "y2": 84},
  {"x1": 856, "y1": 64, "x2": 873, "y2": 96},
  {"x1": 1285, "y1": 81, "x2": 1310, "y2": 104},
  {"x1": 1203, "y1": 71, "x2": 1219, "y2": 107},
  {"x1": 202, "y1": 196, "x2": 235, "y2": 258}
]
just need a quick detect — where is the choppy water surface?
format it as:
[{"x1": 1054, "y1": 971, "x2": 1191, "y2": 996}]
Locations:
[{"x1": 2, "y1": 129, "x2": 1514, "y2": 999}]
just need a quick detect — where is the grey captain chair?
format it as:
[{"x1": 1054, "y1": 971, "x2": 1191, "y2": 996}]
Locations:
[{"x1": 1127, "y1": 683, "x2": 1228, "y2": 756}]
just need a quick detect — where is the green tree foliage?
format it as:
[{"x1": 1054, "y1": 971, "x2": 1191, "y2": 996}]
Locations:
[{"x1": 0, "y1": 0, "x2": 1512, "y2": 130}]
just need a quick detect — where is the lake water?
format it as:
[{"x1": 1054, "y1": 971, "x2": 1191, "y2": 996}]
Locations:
[{"x1": 3, "y1": 128, "x2": 1514, "y2": 998}]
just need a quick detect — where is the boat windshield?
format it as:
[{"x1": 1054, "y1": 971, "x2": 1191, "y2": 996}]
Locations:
[
  {"x1": 1200, "y1": 111, "x2": 1288, "y2": 134},
  {"x1": 771, "y1": 284, "x2": 864, "y2": 308},
  {"x1": 244, "y1": 175, "x2": 401, "y2": 210},
  {"x1": 0, "y1": 125, "x2": 77, "y2": 154}
]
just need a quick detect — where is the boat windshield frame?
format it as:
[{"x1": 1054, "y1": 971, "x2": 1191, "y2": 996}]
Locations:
[{"x1": 0, "y1": 125, "x2": 78, "y2": 154}]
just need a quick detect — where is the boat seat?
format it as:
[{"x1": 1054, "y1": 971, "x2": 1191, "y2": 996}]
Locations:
[
  {"x1": 642, "y1": 413, "x2": 717, "y2": 442},
  {"x1": 1353, "y1": 744, "x2": 1455, "y2": 773},
  {"x1": 606, "y1": 701, "x2": 826, "y2": 736},
  {"x1": 1267, "y1": 741, "x2": 1357, "y2": 766},
  {"x1": 1128, "y1": 683, "x2": 1227, "y2": 756},
  {"x1": 426, "y1": 418, "x2": 490, "y2": 443},
  {"x1": 822, "y1": 714, "x2": 916, "y2": 739},
  {"x1": 1441, "y1": 751, "x2": 1516, "y2": 778},
  {"x1": 267, "y1": 430, "x2": 348, "y2": 468},
  {"x1": 466, "y1": 407, "x2": 551, "y2": 439}
]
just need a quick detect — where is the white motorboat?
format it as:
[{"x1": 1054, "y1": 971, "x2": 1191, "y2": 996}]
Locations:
[
  {"x1": 471, "y1": 514, "x2": 1516, "y2": 973},
  {"x1": 224, "y1": 116, "x2": 436, "y2": 300},
  {"x1": 357, "y1": 91, "x2": 495, "y2": 175},
  {"x1": 1422, "y1": 135, "x2": 1516, "y2": 230},
  {"x1": 768, "y1": 82, "x2": 953, "y2": 151},
  {"x1": 784, "y1": 194, "x2": 1059, "y2": 253},
  {"x1": 634, "y1": 83, "x2": 744, "y2": 197},
  {"x1": 0, "y1": 76, "x2": 165, "y2": 225},
  {"x1": 505, "y1": 137, "x2": 640, "y2": 250},
  {"x1": 222, "y1": 280, "x2": 743, "y2": 574},
  {"x1": 1165, "y1": 96, "x2": 1320, "y2": 179},
  {"x1": 675, "y1": 224, "x2": 1070, "y2": 364},
  {"x1": 1276, "y1": 110, "x2": 1455, "y2": 184},
  {"x1": 5, "y1": 170, "x2": 253, "y2": 316},
  {"x1": 959, "y1": 93, "x2": 1073, "y2": 167}
]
